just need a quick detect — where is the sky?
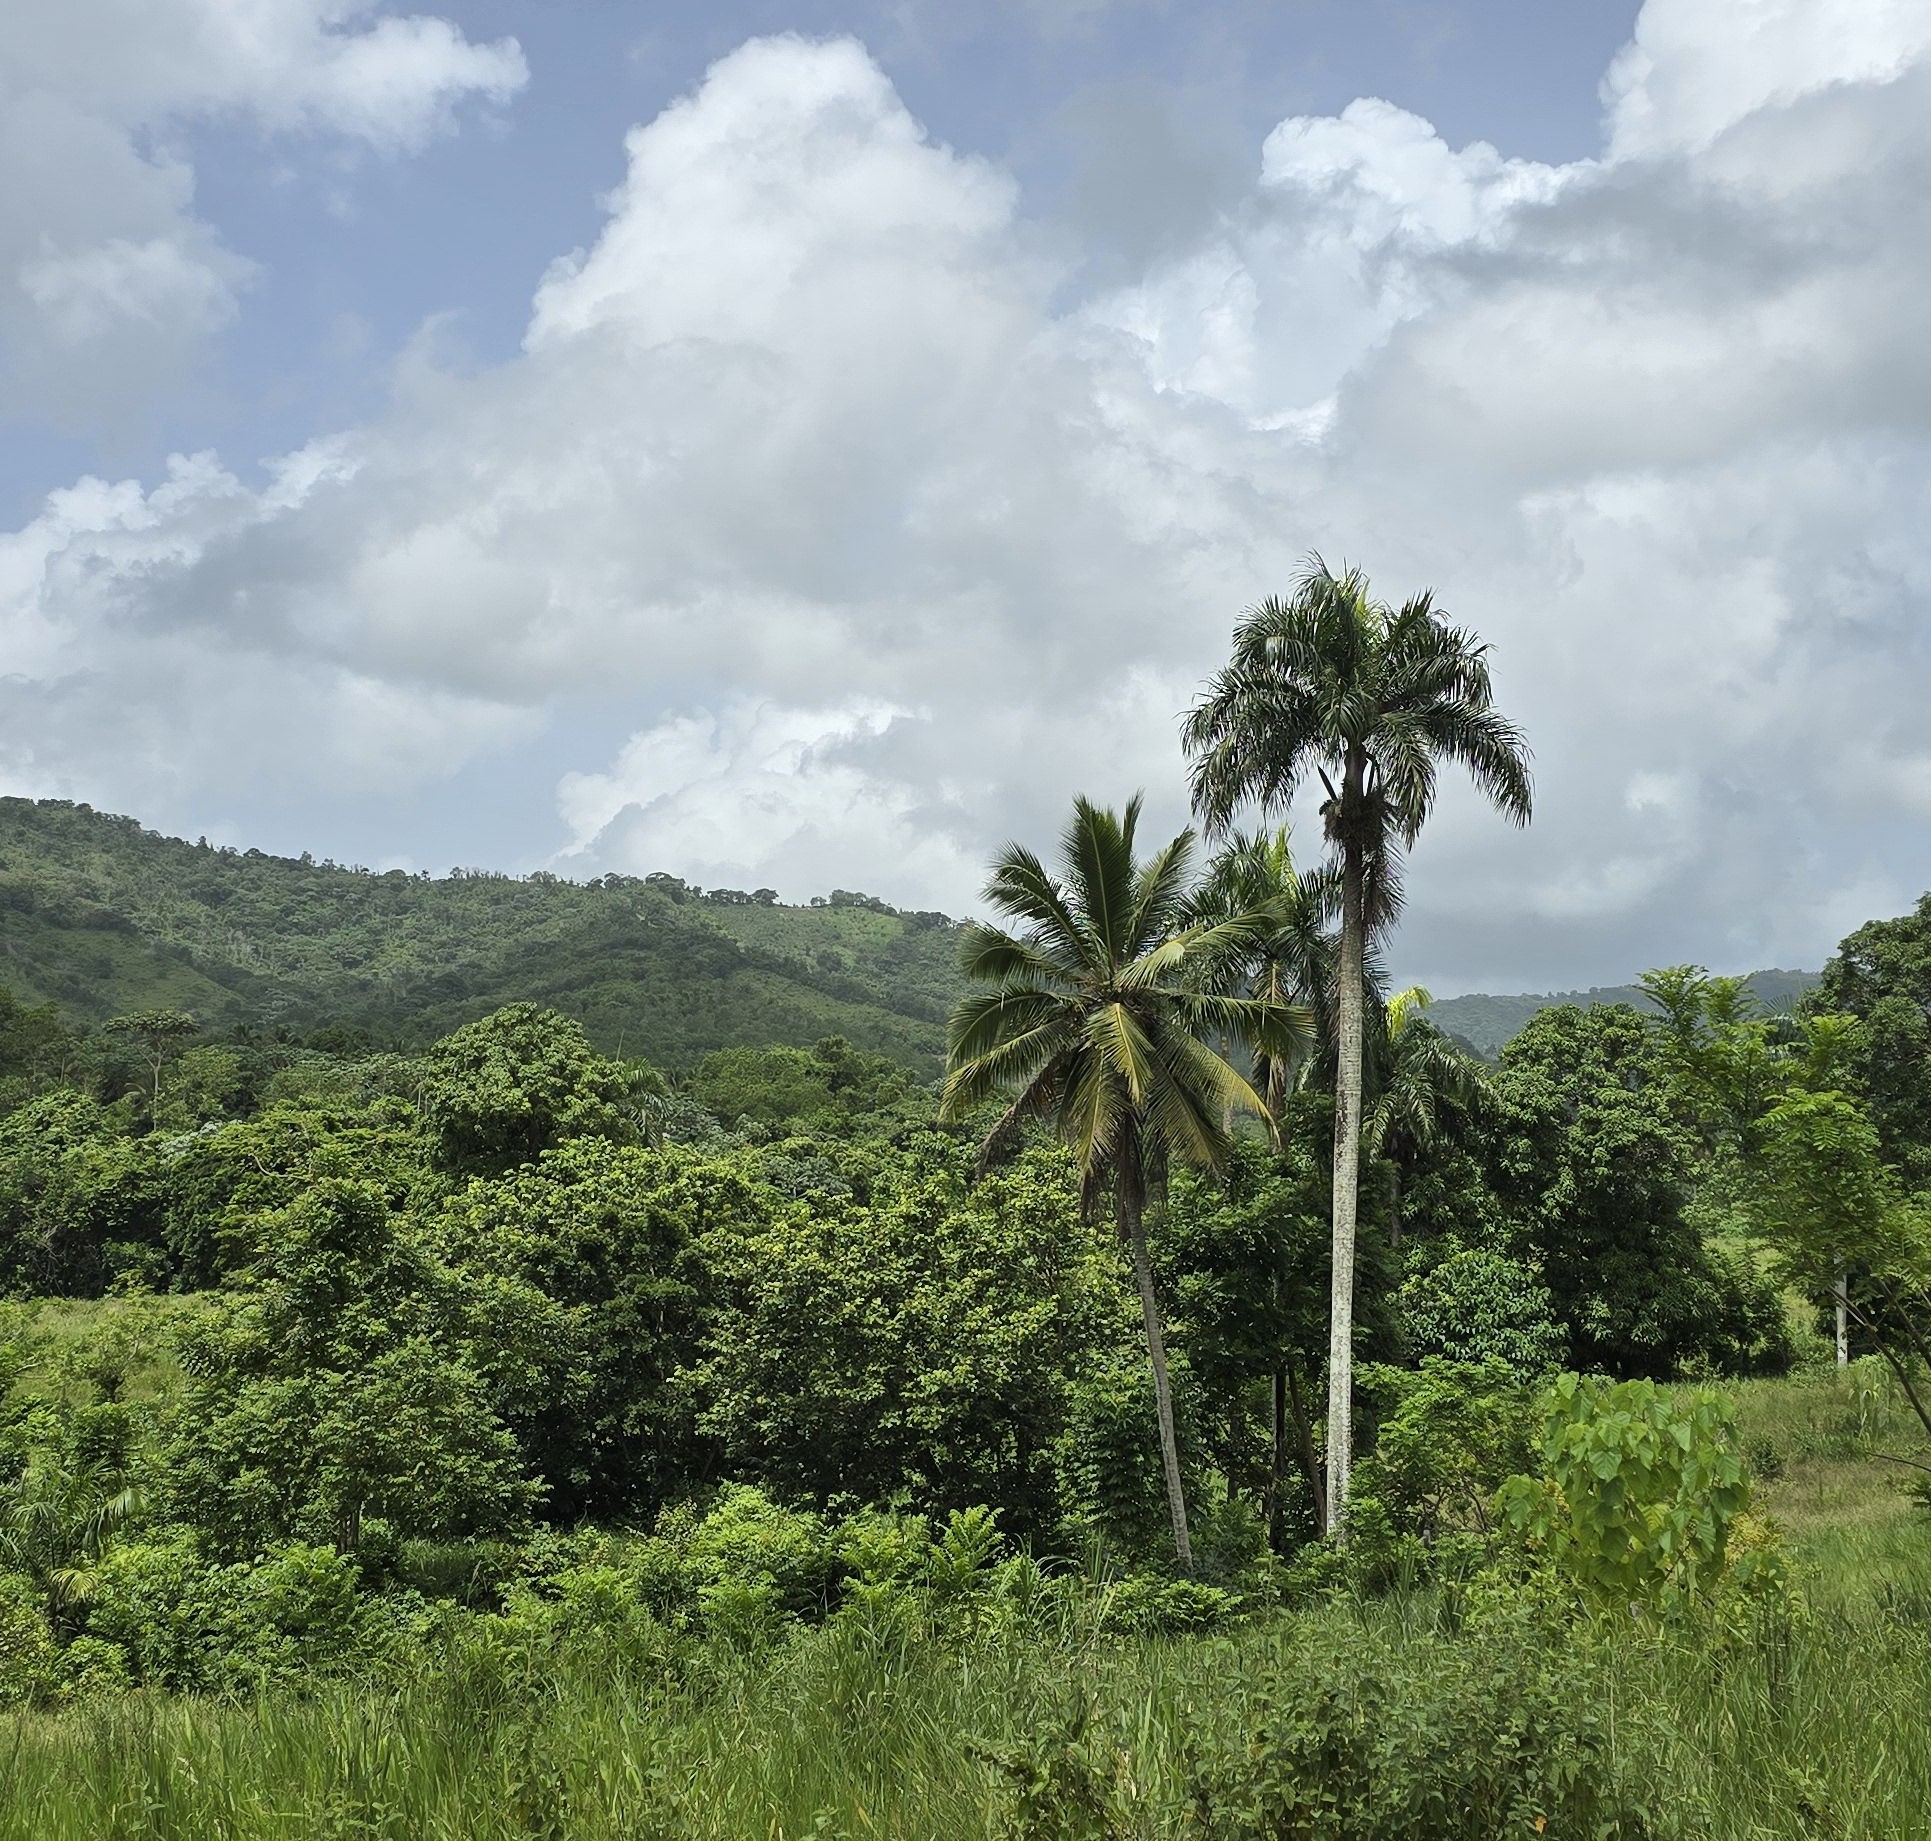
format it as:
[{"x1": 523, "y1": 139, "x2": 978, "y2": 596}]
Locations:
[{"x1": 3, "y1": 0, "x2": 1929, "y2": 994}]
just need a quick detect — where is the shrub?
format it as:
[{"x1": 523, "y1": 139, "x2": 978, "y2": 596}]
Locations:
[
  {"x1": 1397, "y1": 1245, "x2": 1565, "y2": 1378},
  {"x1": 0, "y1": 1570, "x2": 57, "y2": 1706},
  {"x1": 1498, "y1": 1373, "x2": 1767, "y2": 1612},
  {"x1": 1185, "y1": 1597, "x2": 1666, "y2": 1838},
  {"x1": 1351, "y1": 1359, "x2": 1540, "y2": 1554},
  {"x1": 86, "y1": 1533, "x2": 388, "y2": 1693}
]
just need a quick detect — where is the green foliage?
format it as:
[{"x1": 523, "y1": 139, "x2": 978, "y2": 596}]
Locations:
[
  {"x1": 692, "y1": 1138, "x2": 1144, "y2": 1541},
  {"x1": 1809, "y1": 893, "x2": 1931, "y2": 1180},
  {"x1": 421, "y1": 1004, "x2": 645, "y2": 1175},
  {"x1": 164, "y1": 1180, "x2": 554, "y2": 1554},
  {"x1": 1180, "y1": 1596, "x2": 1662, "y2": 1840},
  {"x1": 1352, "y1": 1359, "x2": 1539, "y2": 1554},
  {"x1": 161, "y1": 1096, "x2": 428, "y2": 1287},
  {"x1": 1498, "y1": 1373, "x2": 1766, "y2": 1611},
  {"x1": 687, "y1": 1035, "x2": 918, "y2": 1132},
  {"x1": 430, "y1": 1137, "x2": 745, "y2": 1520},
  {"x1": 86, "y1": 1531, "x2": 386, "y2": 1693},
  {"x1": 1495, "y1": 1004, "x2": 1789, "y2": 1377},
  {"x1": 1397, "y1": 1243, "x2": 1564, "y2": 1377},
  {"x1": 0, "y1": 1092, "x2": 165, "y2": 1297}
]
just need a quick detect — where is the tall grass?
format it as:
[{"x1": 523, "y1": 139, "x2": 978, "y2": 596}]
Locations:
[{"x1": 7, "y1": 1579, "x2": 1931, "y2": 1840}]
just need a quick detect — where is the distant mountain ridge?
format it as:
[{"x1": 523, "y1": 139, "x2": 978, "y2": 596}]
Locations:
[
  {"x1": 1428, "y1": 969, "x2": 1821, "y2": 1060},
  {"x1": 0, "y1": 798, "x2": 963, "y2": 1072},
  {"x1": 0, "y1": 796, "x2": 1820, "y2": 1070}
]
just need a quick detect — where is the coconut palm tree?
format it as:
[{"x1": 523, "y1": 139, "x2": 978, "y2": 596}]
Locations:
[
  {"x1": 1184, "y1": 560, "x2": 1532, "y2": 1537},
  {"x1": 940, "y1": 795, "x2": 1316, "y2": 1569},
  {"x1": 1365, "y1": 987, "x2": 1495, "y2": 1246},
  {"x1": 1186, "y1": 827, "x2": 1335, "y2": 1122}
]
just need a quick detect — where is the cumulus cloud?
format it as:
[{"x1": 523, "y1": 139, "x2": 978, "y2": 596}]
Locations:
[
  {"x1": 6, "y1": 3, "x2": 1931, "y2": 986},
  {"x1": 0, "y1": 0, "x2": 525, "y2": 426}
]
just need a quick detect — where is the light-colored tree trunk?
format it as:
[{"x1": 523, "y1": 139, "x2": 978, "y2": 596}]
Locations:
[
  {"x1": 1122, "y1": 1186, "x2": 1192, "y2": 1571},
  {"x1": 1835, "y1": 1263, "x2": 1849, "y2": 1368},
  {"x1": 1327, "y1": 833, "x2": 1366, "y2": 1542}
]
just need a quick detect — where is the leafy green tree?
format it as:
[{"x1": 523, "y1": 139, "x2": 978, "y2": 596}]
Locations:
[
  {"x1": 0, "y1": 1093, "x2": 166, "y2": 1296},
  {"x1": 1493, "y1": 1005, "x2": 1787, "y2": 1378},
  {"x1": 941, "y1": 796, "x2": 1313, "y2": 1568},
  {"x1": 166, "y1": 1180, "x2": 558, "y2": 1554},
  {"x1": 1185, "y1": 560, "x2": 1532, "y2": 1535},
  {"x1": 0, "y1": 1393, "x2": 142, "y2": 1636},
  {"x1": 420, "y1": 1004, "x2": 644, "y2": 1175},
  {"x1": 1396, "y1": 1245, "x2": 1563, "y2": 1378},
  {"x1": 0, "y1": 988, "x2": 75, "y2": 1109},
  {"x1": 688, "y1": 1036, "x2": 918, "y2": 1133},
  {"x1": 101, "y1": 1011, "x2": 198, "y2": 1127},
  {"x1": 1808, "y1": 895, "x2": 1931, "y2": 1181},
  {"x1": 692, "y1": 1136, "x2": 1142, "y2": 1542},
  {"x1": 161, "y1": 1096, "x2": 428, "y2": 1288},
  {"x1": 431, "y1": 1137, "x2": 758, "y2": 1519},
  {"x1": 1162, "y1": 1141, "x2": 1337, "y2": 1547},
  {"x1": 1755, "y1": 1089, "x2": 1931, "y2": 1437}
]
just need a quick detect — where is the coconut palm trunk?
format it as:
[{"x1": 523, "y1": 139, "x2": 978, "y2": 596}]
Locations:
[
  {"x1": 1119, "y1": 1170, "x2": 1192, "y2": 1570},
  {"x1": 940, "y1": 796, "x2": 1315, "y2": 1575},
  {"x1": 1327, "y1": 829, "x2": 1366, "y2": 1537}
]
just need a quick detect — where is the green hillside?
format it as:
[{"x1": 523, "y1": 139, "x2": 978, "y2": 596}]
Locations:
[
  {"x1": 1430, "y1": 967, "x2": 1820, "y2": 1059},
  {"x1": 0, "y1": 798, "x2": 963, "y2": 1072},
  {"x1": 0, "y1": 796, "x2": 1823, "y2": 1071}
]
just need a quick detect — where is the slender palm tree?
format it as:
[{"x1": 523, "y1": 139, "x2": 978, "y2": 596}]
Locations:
[
  {"x1": 940, "y1": 795, "x2": 1315, "y2": 1569},
  {"x1": 1184, "y1": 560, "x2": 1532, "y2": 1537}
]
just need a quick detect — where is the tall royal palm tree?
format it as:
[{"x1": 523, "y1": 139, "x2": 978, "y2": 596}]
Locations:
[
  {"x1": 940, "y1": 795, "x2": 1315, "y2": 1569},
  {"x1": 1184, "y1": 560, "x2": 1532, "y2": 1537}
]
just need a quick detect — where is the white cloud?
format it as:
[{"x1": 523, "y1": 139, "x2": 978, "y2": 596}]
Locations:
[
  {"x1": 555, "y1": 698, "x2": 982, "y2": 907},
  {"x1": 0, "y1": 0, "x2": 525, "y2": 426},
  {"x1": 6, "y1": 6, "x2": 1931, "y2": 988},
  {"x1": 1603, "y1": 0, "x2": 1931, "y2": 158}
]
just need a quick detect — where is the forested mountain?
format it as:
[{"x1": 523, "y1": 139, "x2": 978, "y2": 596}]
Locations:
[
  {"x1": 1429, "y1": 968, "x2": 1819, "y2": 1058},
  {"x1": 0, "y1": 797, "x2": 962, "y2": 1070},
  {"x1": 0, "y1": 796, "x2": 1817, "y2": 1069}
]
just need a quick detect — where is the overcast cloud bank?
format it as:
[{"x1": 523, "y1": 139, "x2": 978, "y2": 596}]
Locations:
[{"x1": 3, "y1": 0, "x2": 1929, "y2": 989}]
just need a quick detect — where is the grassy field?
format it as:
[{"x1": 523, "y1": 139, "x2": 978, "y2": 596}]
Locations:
[
  {"x1": 0, "y1": 1292, "x2": 205, "y2": 1408},
  {"x1": 3, "y1": 1354, "x2": 1927, "y2": 1839}
]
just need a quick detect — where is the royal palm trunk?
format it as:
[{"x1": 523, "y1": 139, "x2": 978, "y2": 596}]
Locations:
[{"x1": 1327, "y1": 826, "x2": 1366, "y2": 1540}]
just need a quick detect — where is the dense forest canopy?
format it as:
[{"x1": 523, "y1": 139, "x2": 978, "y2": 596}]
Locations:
[{"x1": 3, "y1": 777, "x2": 1930, "y2": 1834}]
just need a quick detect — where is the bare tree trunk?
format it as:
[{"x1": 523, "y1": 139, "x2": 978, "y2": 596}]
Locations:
[
  {"x1": 1327, "y1": 833, "x2": 1366, "y2": 1541},
  {"x1": 1122, "y1": 1185, "x2": 1192, "y2": 1571},
  {"x1": 1287, "y1": 1359, "x2": 1324, "y2": 1537},
  {"x1": 1267, "y1": 1366, "x2": 1286, "y2": 1549},
  {"x1": 1835, "y1": 1264, "x2": 1849, "y2": 1368}
]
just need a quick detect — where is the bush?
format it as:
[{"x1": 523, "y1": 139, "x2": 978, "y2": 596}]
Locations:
[
  {"x1": 0, "y1": 1570, "x2": 58, "y2": 1706},
  {"x1": 1498, "y1": 1373, "x2": 1772, "y2": 1612},
  {"x1": 1398, "y1": 1245, "x2": 1565, "y2": 1378},
  {"x1": 1351, "y1": 1359, "x2": 1540, "y2": 1555},
  {"x1": 1186, "y1": 1597, "x2": 1666, "y2": 1838},
  {"x1": 86, "y1": 1533, "x2": 392, "y2": 1693},
  {"x1": 989, "y1": 1594, "x2": 1666, "y2": 1840}
]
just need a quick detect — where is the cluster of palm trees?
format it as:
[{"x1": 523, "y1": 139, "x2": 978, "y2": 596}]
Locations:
[{"x1": 941, "y1": 559, "x2": 1532, "y2": 1562}]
